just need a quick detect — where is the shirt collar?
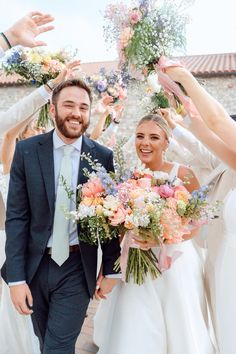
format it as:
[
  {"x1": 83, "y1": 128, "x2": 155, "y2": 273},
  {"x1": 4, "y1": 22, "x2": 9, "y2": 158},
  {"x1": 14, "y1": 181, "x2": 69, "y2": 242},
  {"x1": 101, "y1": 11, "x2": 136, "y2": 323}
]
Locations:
[{"x1": 53, "y1": 130, "x2": 83, "y2": 152}]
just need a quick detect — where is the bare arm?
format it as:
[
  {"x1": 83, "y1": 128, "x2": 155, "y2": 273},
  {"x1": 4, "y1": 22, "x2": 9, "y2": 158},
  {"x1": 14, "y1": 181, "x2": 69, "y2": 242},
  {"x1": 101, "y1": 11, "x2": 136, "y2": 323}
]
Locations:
[
  {"x1": 165, "y1": 66, "x2": 236, "y2": 155},
  {"x1": 189, "y1": 116, "x2": 236, "y2": 170},
  {"x1": 1, "y1": 113, "x2": 38, "y2": 174},
  {"x1": 1, "y1": 12, "x2": 54, "y2": 51}
]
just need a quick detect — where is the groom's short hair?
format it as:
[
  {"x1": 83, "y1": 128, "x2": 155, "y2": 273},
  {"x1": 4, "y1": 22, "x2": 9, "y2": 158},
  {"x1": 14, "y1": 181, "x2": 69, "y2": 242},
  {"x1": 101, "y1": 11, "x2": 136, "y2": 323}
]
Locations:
[{"x1": 51, "y1": 79, "x2": 93, "y2": 106}]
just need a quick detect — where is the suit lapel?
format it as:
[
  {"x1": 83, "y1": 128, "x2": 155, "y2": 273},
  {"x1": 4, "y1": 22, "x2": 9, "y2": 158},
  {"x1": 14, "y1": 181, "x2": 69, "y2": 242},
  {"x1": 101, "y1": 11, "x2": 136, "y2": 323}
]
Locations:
[
  {"x1": 37, "y1": 131, "x2": 55, "y2": 216},
  {"x1": 78, "y1": 135, "x2": 96, "y2": 185}
]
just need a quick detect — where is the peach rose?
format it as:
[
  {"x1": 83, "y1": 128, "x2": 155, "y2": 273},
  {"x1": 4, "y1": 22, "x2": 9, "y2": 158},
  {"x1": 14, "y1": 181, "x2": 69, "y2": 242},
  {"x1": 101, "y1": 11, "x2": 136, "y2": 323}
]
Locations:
[
  {"x1": 82, "y1": 177, "x2": 104, "y2": 198},
  {"x1": 174, "y1": 185, "x2": 191, "y2": 204},
  {"x1": 81, "y1": 196, "x2": 103, "y2": 207},
  {"x1": 119, "y1": 27, "x2": 134, "y2": 49},
  {"x1": 137, "y1": 177, "x2": 152, "y2": 189},
  {"x1": 110, "y1": 206, "x2": 128, "y2": 226}
]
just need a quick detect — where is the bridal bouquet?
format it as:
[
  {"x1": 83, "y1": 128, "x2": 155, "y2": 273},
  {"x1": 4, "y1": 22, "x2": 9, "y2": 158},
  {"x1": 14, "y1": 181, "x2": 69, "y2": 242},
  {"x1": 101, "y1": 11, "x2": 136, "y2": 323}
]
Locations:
[
  {"x1": 1, "y1": 48, "x2": 73, "y2": 126},
  {"x1": 103, "y1": 0, "x2": 187, "y2": 77},
  {"x1": 65, "y1": 147, "x2": 219, "y2": 285},
  {"x1": 113, "y1": 167, "x2": 219, "y2": 284}
]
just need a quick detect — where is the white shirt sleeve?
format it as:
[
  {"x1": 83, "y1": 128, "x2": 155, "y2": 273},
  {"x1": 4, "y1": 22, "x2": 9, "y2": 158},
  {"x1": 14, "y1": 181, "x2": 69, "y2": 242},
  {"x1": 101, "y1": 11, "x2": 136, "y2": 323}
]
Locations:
[{"x1": 8, "y1": 280, "x2": 26, "y2": 286}]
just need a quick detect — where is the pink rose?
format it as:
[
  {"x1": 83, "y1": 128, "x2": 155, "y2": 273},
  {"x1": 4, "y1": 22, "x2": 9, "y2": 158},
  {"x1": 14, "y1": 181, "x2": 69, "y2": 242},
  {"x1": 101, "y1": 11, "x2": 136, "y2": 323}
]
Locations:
[
  {"x1": 158, "y1": 184, "x2": 174, "y2": 198},
  {"x1": 129, "y1": 9, "x2": 142, "y2": 24},
  {"x1": 118, "y1": 86, "x2": 127, "y2": 100},
  {"x1": 110, "y1": 206, "x2": 127, "y2": 226},
  {"x1": 82, "y1": 177, "x2": 104, "y2": 198},
  {"x1": 137, "y1": 177, "x2": 152, "y2": 189}
]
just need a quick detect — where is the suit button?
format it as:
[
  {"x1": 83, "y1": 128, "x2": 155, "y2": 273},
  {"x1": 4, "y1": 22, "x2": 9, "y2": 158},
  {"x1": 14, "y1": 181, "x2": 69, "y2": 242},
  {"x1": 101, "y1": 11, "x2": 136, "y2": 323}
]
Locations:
[{"x1": 48, "y1": 226, "x2": 52, "y2": 232}]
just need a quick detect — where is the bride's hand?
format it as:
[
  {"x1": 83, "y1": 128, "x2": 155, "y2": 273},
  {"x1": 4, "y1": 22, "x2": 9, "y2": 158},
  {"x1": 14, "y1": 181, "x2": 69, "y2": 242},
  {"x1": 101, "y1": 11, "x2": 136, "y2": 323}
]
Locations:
[{"x1": 133, "y1": 237, "x2": 158, "y2": 250}]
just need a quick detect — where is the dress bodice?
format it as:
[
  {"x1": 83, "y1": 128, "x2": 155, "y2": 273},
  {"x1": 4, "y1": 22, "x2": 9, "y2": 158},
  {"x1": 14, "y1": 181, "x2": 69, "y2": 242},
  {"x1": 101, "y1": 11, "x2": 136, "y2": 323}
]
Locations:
[{"x1": 223, "y1": 189, "x2": 236, "y2": 248}]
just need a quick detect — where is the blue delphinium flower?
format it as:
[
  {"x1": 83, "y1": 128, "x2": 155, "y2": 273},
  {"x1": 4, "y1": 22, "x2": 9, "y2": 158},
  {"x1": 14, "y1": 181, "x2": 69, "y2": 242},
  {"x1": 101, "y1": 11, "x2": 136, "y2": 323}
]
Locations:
[
  {"x1": 97, "y1": 168, "x2": 117, "y2": 196},
  {"x1": 6, "y1": 50, "x2": 22, "y2": 65}
]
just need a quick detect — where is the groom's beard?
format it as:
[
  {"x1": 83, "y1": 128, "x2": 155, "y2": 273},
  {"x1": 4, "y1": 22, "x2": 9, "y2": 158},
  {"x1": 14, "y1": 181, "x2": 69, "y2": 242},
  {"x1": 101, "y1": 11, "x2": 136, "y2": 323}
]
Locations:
[{"x1": 54, "y1": 107, "x2": 90, "y2": 139}]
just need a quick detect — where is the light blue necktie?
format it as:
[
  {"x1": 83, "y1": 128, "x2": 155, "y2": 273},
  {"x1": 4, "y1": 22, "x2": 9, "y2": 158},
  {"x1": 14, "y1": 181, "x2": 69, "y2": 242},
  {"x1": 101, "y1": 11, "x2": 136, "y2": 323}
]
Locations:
[{"x1": 51, "y1": 145, "x2": 74, "y2": 266}]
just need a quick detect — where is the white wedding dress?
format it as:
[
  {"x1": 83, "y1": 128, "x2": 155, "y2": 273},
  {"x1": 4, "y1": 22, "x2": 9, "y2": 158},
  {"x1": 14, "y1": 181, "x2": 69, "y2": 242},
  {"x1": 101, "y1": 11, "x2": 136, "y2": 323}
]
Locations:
[
  {"x1": 215, "y1": 188, "x2": 236, "y2": 354},
  {"x1": 0, "y1": 172, "x2": 40, "y2": 354},
  {"x1": 94, "y1": 164, "x2": 216, "y2": 354}
]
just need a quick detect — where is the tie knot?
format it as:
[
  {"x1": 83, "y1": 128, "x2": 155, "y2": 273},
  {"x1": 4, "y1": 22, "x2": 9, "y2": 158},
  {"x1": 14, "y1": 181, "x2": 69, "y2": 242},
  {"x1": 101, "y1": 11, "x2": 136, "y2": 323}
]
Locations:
[{"x1": 63, "y1": 145, "x2": 74, "y2": 157}]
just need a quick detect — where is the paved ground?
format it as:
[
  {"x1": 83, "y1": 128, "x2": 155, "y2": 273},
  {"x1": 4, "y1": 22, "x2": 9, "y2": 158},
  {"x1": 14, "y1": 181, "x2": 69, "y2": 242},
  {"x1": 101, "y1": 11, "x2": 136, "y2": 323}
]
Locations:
[
  {"x1": 75, "y1": 300, "x2": 99, "y2": 354},
  {"x1": 0, "y1": 279, "x2": 99, "y2": 353}
]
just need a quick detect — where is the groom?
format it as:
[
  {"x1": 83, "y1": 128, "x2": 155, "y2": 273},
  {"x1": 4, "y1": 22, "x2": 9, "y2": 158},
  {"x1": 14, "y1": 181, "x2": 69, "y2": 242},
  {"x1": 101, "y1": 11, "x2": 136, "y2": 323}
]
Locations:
[{"x1": 1, "y1": 79, "x2": 120, "y2": 353}]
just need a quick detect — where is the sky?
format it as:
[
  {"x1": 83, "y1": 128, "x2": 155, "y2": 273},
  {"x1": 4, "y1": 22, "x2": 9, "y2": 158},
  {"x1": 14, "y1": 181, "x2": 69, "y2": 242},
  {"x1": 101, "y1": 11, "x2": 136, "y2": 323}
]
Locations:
[{"x1": 0, "y1": 0, "x2": 235, "y2": 63}]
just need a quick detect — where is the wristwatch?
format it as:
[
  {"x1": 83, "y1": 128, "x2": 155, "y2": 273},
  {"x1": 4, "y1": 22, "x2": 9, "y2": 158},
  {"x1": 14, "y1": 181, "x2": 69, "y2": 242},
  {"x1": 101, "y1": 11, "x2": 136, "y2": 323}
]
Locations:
[{"x1": 46, "y1": 79, "x2": 57, "y2": 91}]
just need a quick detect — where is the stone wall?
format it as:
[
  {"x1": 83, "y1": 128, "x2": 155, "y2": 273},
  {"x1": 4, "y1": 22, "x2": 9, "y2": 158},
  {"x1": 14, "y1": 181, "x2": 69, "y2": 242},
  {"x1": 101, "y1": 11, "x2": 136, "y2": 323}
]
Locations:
[{"x1": 0, "y1": 74, "x2": 236, "y2": 142}]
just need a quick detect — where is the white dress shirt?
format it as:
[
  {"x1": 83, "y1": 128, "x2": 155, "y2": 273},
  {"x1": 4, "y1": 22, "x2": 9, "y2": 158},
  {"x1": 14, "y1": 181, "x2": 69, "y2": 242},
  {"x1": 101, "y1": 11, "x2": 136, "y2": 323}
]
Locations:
[{"x1": 47, "y1": 130, "x2": 82, "y2": 247}]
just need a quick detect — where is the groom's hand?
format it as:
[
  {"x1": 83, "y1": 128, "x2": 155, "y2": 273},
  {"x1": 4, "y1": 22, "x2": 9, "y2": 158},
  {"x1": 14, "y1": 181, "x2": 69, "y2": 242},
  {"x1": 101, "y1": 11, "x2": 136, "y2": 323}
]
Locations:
[
  {"x1": 95, "y1": 278, "x2": 118, "y2": 300},
  {"x1": 10, "y1": 283, "x2": 33, "y2": 315}
]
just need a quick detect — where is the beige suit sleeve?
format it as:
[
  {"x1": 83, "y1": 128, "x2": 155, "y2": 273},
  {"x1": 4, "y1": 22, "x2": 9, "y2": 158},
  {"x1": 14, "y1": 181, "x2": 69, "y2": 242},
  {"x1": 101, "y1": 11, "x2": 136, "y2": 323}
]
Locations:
[
  {"x1": 0, "y1": 88, "x2": 49, "y2": 136},
  {"x1": 173, "y1": 125, "x2": 220, "y2": 170}
]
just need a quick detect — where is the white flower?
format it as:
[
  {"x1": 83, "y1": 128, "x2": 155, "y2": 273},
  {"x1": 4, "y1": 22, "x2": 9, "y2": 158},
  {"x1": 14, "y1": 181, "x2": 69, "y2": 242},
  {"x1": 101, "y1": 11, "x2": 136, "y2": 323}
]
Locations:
[
  {"x1": 103, "y1": 195, "x2": 120, "y2": 211},
  {"x1": 77, "y1": 205, "x2": 96, "y2": 218},
  {"x1": 153, "y1": 171, "x2": 169, "y2": 180}
]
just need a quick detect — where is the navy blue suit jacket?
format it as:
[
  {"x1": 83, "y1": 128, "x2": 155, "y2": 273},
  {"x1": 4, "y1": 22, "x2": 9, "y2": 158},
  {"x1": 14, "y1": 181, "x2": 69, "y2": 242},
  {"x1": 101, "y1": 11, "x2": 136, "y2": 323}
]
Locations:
[{"x1": 1, "y1": 131, "x2": 120, "y2": 297}]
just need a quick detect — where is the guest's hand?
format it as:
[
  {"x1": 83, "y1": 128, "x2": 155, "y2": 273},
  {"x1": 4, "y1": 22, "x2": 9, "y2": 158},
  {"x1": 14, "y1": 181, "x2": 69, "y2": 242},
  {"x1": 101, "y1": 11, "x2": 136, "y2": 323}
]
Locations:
[
  {"x1": 159, "y1": 108, "x2": 185, "y2": 129},
  {"x1": 95, "y1": 278, "x2": 118, "y2": 300},
  {"x1": 4, "y1": 12, "x2": 54, "y2": 48},
  {"x1": 92, "y1": 94, "x2": 114, "y2": 116},
  {"x1": 10, "y1": 283, "x2": 33, "y2": 315},
  {"x1": 164, "y1": 66, "x2": 192, "y2": 85},
  {"x1": 48, "y1": 60, "x2": 81, "y2": 90}
]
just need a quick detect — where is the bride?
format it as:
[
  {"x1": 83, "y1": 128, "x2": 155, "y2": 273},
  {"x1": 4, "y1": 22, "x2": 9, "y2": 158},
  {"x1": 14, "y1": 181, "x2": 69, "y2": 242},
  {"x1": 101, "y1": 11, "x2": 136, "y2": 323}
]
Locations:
[
  {"x1": 94, "y1": 113, "x2": 216, "y2": 354},
  {"x1": 0, "y1": 117, "x2": 42, "y2": 353}
]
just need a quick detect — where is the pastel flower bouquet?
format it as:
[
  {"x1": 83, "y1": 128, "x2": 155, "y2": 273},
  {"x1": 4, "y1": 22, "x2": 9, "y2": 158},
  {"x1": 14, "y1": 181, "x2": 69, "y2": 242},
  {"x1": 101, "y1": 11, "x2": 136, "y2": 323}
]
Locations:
[
  {"x1": 65, "y1": 147, "x2": 220, "y2": 285},
  {"x1": 103, "y1": 0, "x2": 187, "y2": 77},
  {"x1": 1, "y1": 48, "x2": 72, "y2": 126},
  {"x1": 113, "y1": 168, "x2": 219, "y2": 284},
  {"x1": 86, "y1": 68, "x2": 129, "y2": 130}
]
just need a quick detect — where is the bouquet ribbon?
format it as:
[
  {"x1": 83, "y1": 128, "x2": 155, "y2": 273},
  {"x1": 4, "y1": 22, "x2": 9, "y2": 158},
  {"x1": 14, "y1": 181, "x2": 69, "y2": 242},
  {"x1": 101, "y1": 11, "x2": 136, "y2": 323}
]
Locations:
[
  {"x1": 155, "y1": 56, "x2": 200, "y2": 118},
  {"x1": 120, "y1": 230, "x2": 182, "y2": 281},
  {"x1": 158, "y1": 242, "x2": 182, "y2": 272}
]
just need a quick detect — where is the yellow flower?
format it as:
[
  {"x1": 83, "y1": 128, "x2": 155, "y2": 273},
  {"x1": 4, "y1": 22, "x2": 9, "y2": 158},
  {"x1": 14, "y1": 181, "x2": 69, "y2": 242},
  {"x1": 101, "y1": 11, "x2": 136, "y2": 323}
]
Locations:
[
  {"x1": 96, "y1": 205, "x2": 104, "y2": 216},
  {"x1": 29, "y1": 52, "x2": 42, "y2": 64}
]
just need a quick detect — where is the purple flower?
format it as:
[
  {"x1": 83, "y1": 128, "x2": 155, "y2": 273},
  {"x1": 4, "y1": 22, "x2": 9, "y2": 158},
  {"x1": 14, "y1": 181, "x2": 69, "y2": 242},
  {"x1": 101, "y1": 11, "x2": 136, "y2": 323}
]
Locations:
[{"x1": 96, "y1": 80, "x2": 107, "y2": 92}]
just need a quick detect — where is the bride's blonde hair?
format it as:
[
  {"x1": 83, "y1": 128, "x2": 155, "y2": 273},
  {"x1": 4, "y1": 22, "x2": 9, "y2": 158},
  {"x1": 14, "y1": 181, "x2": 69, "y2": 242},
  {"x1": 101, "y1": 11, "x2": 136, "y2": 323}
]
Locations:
[{"x1": 137, "y1": 113, "x2": 172, "y2": 140}]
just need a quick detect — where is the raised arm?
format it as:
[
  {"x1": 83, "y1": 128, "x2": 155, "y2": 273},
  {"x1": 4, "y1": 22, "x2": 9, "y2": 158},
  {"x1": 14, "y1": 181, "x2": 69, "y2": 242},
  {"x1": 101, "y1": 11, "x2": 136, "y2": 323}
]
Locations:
[
  {"x1": 1, "y1": 114, "x2": 38, "y2": 175},
  {"x1": 160, "y1": 108, "x2": 220, "y2": 170},
  {"x1": 164, "y1": 66, "x2": 236, "y2": 155},
  {"x1": 0, "y1": 12, "x2": 54, "y2": 52},
  {"x1": 0, "y1": 60, "x2": 81, "y2": 136}
]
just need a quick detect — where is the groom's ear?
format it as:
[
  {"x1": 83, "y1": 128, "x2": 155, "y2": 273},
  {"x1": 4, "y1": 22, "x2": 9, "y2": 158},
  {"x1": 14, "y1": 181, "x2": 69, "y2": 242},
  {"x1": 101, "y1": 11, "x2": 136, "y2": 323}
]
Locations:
[{"x1": 49, "y1": 103, "x2": 56, "y2": 120}]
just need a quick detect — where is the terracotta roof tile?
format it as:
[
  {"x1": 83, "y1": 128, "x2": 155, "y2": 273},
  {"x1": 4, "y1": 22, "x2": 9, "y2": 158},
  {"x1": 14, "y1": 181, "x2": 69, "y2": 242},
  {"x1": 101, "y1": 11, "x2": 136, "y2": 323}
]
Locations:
[
  {"x1": 177, "y1": 53, "x2": 236, "y2": 76},
  {"x1": 1, "y1": 53, "x2": 236, "y2": 85}
]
